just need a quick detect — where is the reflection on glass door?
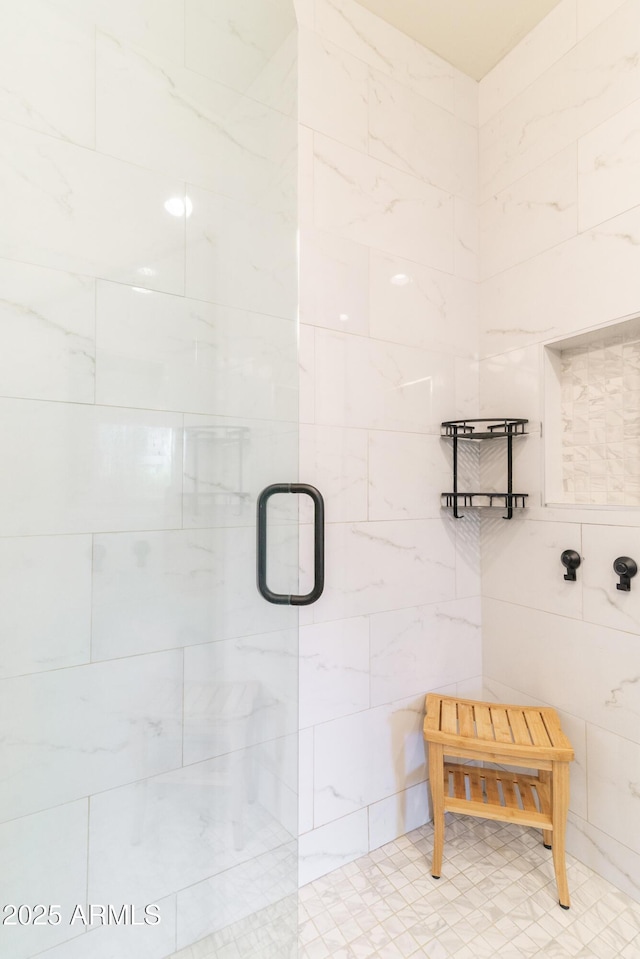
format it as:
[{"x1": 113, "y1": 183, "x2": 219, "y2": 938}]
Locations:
[{"x1": 0, "y1": 2, "x2": 299, "y2": 957}]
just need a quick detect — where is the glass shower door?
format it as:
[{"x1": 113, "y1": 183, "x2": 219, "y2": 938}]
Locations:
[{"x1": 0, "y1": 1, "x2": 299, "y2": 957}]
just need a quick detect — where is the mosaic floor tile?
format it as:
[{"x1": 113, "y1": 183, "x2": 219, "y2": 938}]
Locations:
[{"x1": 299, "y1": 817, "x2": 640, "y2": 959}]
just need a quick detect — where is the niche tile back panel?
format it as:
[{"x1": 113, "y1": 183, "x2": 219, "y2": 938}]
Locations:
[{"x1": 561, "y1": 333, "x2": 640, "y2": 505}]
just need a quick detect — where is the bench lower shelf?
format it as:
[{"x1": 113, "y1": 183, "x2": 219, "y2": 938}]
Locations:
[{"x1": 443, "y1": 762, "x2": 552, "y2": 830}]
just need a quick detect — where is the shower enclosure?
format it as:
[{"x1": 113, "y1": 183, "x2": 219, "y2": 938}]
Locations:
[{"x1": 0, "y1": 1, "x2": 300, "y2": 957}]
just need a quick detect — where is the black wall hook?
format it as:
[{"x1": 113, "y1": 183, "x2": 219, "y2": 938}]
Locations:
[
  {"x1": 613, "y1": 557, "x2": 637, "y2": 592},
  {"x1": 561, "y1": 549, "x2": 581, "y2": 582}
]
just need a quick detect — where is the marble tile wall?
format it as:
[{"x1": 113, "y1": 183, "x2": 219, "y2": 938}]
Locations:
[
  {"x1": 479, "y1": 0, "x2": 640, "y2": 906},
  {"x1": 0, "y1": 2, "x2": 300, "y2": 958},
  {"x1": 297, "y1": 0, "x2": 481, "y2": 885}
]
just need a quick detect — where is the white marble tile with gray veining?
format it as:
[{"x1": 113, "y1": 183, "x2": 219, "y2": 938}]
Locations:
[
  {"x1": 300, "y1": 424, "x2": 368, "y2": 523},
  {"x1": 370, "y1": 597, "x2": 481, "y2": 707},
  {"x1": 96, "y1": 282, "x2": 297, "y2": 420},
  {"x1": 368, "y1": 431, "x2": 451, "y2": 521},
  {"x1": 579, "y1": 97, "x2": 640, "y2": 232},
  {"x1": 299, "y1": 27, "x2": 369, "y2": 150},
  {"x1": 313, "y1": 133, "x2": 454, "y2": 271},
  {"x1": 185, "y1": 184, "x2": 297, "y2": 319},
  {"x1": 300, "y1": 229, "x2": 369, "y2": 337},
  {"x1": 314, "y1": 0, "x2": 455, "y2": 111},
  {"x1": 480, "y1": 145, "x2": 578, "y2": 280},
  {"x1": 483, "y1": 598, "x2": 640, "y2": 747},
  {"x1": 369, "y1": 71, "x2": 477, "y2": 202},
  {"x1": 479, "y1": 0, "x2": 576, "y2": 125},
  {"x1": 314, "y1": 328, "x2": 457, "y2": 434},
  {"x1": 299, "y1": 617, "x2": 369, "y2": 728},
  {"x1": 185, "y1": 0, "x2": 296, "y2": 106},
  {"x1": 303, "y1": 518, "x2": 457, "y2": 624},
  {"x1": 0, "y1": 651, "x2": 183, "y2": 822},
  {"x1": 0, "y1": 534, "x2": 91, "y2": 679},
  {"x1": 88, "y1": 750, "x2": 294, "y2": 907},
  {"x1": 97, "y1": 31, "x2": 296, "y2": 204},
  {"x1": 0, "y1": 399, "x2": 183, "y2": 536},
  {"x1": 183, "y1": 631, "x2": 298, "y2": 765},
  {"x1": 369, "y1": 249, "x2": 477, "y2": 356},
  {"x1": 0, "y1": 119, "x2": 185, "y2": 293},
  {"x1": 0, "y1": 0, "x2": 95, "y2": 146},
  {"x1": 313, "y1": 696, "x2": 427, "y2": 827},
  {"x1": 0, "y1": 802, "x2": 88, "y2": 959},
  {"x1": 0, "y1": 259, "x2": 95, "y2": 403}
]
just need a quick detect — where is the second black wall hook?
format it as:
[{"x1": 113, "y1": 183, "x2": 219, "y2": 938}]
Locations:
[
  {"x1": 614, "y1": 557, "x2": 637, "y2": 592},
  {"x1": 561, "y1": 549, "x2": 581, "y2": 582}
]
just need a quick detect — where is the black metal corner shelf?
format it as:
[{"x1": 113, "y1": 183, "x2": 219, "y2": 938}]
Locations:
[{"x1": 441, "y1": 418, "x2": 528, "y2": 520}]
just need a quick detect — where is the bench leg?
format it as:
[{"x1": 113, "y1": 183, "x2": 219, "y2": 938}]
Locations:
[
  {"x1": 539, "y1": 771, "x2": 552, "y2": 848},
  {"x1": 429, "y1": 743, "x2": 445, "y2": 879},
  {"x1": 552, "y1": 761, "x2": 570, "y2": 909}
]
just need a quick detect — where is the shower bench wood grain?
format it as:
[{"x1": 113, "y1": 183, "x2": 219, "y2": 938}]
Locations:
[{"x1": 423, "y1": 693, "x2": 575, "y2": 909}]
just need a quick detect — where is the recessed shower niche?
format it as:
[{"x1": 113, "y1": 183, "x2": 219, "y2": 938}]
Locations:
[{"x1": 544, "y1": 314, "x2": 640, "y2": 507}]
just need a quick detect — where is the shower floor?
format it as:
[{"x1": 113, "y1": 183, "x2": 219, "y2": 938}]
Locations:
[{"x1": 299, "y1": 816, "x2": 640, "y2": 959}]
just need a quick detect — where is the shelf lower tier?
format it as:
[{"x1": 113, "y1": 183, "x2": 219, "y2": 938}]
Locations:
[
  {"x1": 441, "y1": 492, "x2": 528, "y2": 510},
  {"x1": 444, "y1": 762, "x2": 551, "y2": 830}
]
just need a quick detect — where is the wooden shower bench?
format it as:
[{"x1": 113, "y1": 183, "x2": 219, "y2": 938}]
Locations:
[{"x1": 423, "y1": 693, "x2": 575, "y2": 909}]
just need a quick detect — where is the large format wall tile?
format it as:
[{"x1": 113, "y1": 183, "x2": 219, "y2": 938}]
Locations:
[
  {"x1": 299, "y1": 424, "x2": 368, "y2": 523},
  {"x1": 582, "y1": 524, "x2": 640, "y2": 633},
  {"x1": 32, "y1": 895, "x2": 176, "y2": 959},
  {"x1": 299, "y1": 229, "x2": 369, "y2": 336},
  {"x1": 0, "y1": 121, "x2": 185, "y2": 294},
  {"x1": 313, "y1": 134, "x2": 454, "y2": 271},
  {"x1": 481, "y1": 0, "x2": 640, "y2": 203},
  {"x1": 313, "y1": 696, "x2": 426, "y2": 826},
  {"x1": 0, "y1": 0, "x2": 94, "y2": 146},
  {"x1": 182, "y1": 415, "x2": 298, "y2": 529},
  {"x1": 483, "y1": 598, "x2": 640, "y2": 746},
  {"x1": 185, "y1": 185, "x2": 297, "y2": 318},
  {"x1": 587, "y1": 724, "x2": 640, "y2": 856},
  {"x1": 185, "y1": 0, "x2": 296, "y2": 103},
  {"x1": 0, "y1": 651, "x2": 182, "y2": 822},
  {"x1": 176, "y1": 845, "x2": 297, "y2": 949},
  {"x1": 92, "y1": 528, "x2": 297, "y2": 661},
  {"x1": 368, "y1": 431, "x2": 451, "y2": 521},
  {"x1": 51, "y1": 0, "x2": 185, "y2": 63},
  {"x1": 480, "y1": 145, "x2": 578, "y2": 280},
  {"x1": 88, "y1": 751, "x2": 293, "y2": 905},
  {"x1": 0, "y1": 400, "x2": 182, "y2": 536},
  {"x1": 479, "y1": 0, "x2": 577, "y2": 125},
  {"x1": 368, "y1": 782, "x2": 430, "y2": 850},
  {"x1": 567, "y1": 810, "x2": 640, "y2": 904},
  {"x1": 183, "y1": 631, "x2": 298, "y2": 764},
  {"x1": 96, "y1": 283, "x2": 297, "y2": 420},
  {"x1": 314, "y1": 329, "x2": 457, "y2": 433},
  {"x1": 0, "y1": 802, "x2": 87, "y2": 959},
  {"x1": 298, "y1": 28, "x2": 368, "y2": 150},
  {"x1": 369, "y1": 250, "x2": 477, "y2": 356},
  {"x1": 96, "y1": 32, "x2": 296, "y2": 204},
  {"x1": 369, "y1": 71, "x2": 477, "y2": 202},
  {"x1": 481, "y1": 518, "x2": 583, "y2": 619},
  {"x1": 299, "y1": 617, "x2": 369, "y2": 728},
  {"x1": 314, "y1": 0, "x2": 454, "y2": 111},
  {"x1": 578, "y1": 97, "x2": 640, "y2": 231},
  {"x1": 304, "y1": 519, "x2": 457, "y2": 623},
  {"x1": 577, "y1": 0, "x2": 630, "y2": 38},
  {"x1": 0, "y1": 259, "x2": 95, "y2": 404},
  {"x1": 370, "y1": 598, "x2": 482, "y2": 707},
  {"x1": 299, "y1": 808, "x2": 369, "y2": 885},
  {"x1": 480, "y1": 205, "x2": 640, "y2": 358},
  {"x1": 0, "y1": 535, "x2": 91, "y2": 679}
]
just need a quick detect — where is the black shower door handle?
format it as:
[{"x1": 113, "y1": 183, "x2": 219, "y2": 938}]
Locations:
[{"x1": 257, "y1": 483, "x2": 325, "y2": 605}]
